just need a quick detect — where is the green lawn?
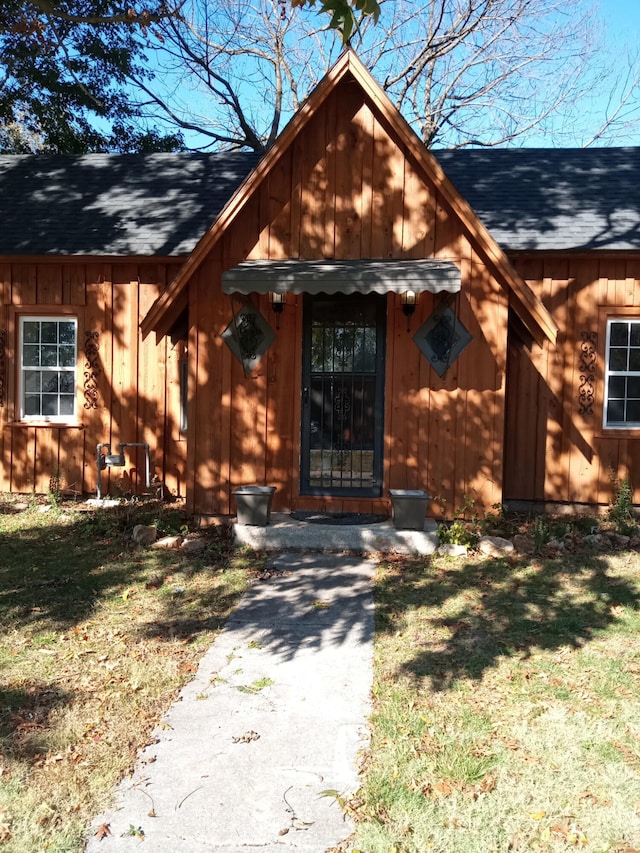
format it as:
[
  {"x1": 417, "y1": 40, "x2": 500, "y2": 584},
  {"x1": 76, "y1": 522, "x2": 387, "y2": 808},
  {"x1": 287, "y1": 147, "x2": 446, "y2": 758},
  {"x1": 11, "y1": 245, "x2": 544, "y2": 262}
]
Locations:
[
  {"x1": 2, "y1": 496, "x2": 640, "y2": 853},
  {"x1": 350, "y1": 549, "x2": 640, "y2": 853}
]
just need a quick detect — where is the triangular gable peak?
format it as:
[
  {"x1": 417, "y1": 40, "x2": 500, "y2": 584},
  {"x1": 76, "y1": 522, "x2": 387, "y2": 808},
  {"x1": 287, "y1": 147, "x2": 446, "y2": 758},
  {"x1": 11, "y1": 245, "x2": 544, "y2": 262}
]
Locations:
[{"x1": 141, "y1": 49, "x2": 556, "y2": 347}]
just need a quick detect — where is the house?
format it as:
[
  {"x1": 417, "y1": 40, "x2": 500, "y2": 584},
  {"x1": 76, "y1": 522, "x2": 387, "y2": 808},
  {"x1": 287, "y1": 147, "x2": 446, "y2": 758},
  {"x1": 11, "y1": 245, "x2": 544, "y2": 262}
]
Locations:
[{"x1": 1, "y1": 50, "x2": 639, "y2": 519}]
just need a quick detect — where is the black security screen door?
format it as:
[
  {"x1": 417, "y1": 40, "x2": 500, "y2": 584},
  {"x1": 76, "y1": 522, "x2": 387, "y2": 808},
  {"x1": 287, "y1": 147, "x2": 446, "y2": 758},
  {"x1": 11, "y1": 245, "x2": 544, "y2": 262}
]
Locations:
[{"x1": 301, "y1": 293, "x2": 386, "y2": 497}]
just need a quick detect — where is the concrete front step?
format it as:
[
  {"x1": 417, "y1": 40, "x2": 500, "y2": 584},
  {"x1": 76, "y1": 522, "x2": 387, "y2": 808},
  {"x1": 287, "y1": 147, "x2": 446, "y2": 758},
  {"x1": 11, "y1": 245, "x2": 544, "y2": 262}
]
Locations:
[{"x1": 233, "y1": 513, "x2": 439, "y2": 555}]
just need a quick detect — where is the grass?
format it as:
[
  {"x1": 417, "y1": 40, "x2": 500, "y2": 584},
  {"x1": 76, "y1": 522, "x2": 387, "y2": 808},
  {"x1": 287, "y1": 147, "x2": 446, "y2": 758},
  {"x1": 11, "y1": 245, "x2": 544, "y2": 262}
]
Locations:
[
  {"x1": 0, "y1": 495, "x2": 259, "y2": 852},
  {"x1": 4, "y1": 498, "x2": 640, "y2": 853},
  {"x1": 350, "y1": 548, "x2": 640, "y2": 853}
]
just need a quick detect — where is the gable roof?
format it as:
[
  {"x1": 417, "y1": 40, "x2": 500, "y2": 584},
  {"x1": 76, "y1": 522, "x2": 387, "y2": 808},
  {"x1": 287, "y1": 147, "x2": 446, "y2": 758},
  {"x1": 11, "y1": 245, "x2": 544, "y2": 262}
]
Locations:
[
  {"x1": 139, "y1": 50, "x2": 557, "y2": 346},
  {"x1": 0, "y1": 152, "x2": 259, "y2": 256}
]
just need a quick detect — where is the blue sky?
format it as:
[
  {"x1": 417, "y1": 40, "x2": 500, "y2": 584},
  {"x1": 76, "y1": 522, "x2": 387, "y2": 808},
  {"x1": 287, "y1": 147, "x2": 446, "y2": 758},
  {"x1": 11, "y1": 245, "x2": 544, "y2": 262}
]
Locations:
[{"x1": 603, "y1": 0, "x2": 640, "y2": 40}]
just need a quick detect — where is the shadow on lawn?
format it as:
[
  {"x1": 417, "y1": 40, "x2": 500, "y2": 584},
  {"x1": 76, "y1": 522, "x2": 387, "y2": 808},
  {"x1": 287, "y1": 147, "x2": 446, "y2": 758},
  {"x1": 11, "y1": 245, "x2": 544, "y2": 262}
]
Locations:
[
  {"x1": 0, "y1": 503, "x2": 235, "y2": 633},
  {"x1": 0, "y1": 684, "x2": 73, "y2": 761},
  {"x1": 376, "y1": 552, "x2": 640, "y2": 692}
]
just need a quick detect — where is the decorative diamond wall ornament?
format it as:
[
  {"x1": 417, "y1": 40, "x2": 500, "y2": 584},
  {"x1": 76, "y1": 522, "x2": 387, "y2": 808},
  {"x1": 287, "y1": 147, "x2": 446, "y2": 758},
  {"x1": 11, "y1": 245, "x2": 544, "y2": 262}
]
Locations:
[
  {"x1": 221, "y1": 303, "x2": 275, "y2": 374},
  {"x1": 413, "y1": 306, "x2": 472, "y2": 377}
]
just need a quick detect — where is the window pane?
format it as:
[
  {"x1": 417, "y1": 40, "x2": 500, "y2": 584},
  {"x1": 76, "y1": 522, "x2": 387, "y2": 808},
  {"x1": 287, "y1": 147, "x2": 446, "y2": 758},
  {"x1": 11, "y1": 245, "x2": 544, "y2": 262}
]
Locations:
[
  {"x1": 607, "y1": 399, "x2": 625, "y2": 424},
  {"x1": 610, "y1": 322, "x2": 629, "y2": 346},
  {"x1": 42, "y1": 395, "x2": 58, "y2": 416},
  {"x1": 59, "y1": 372, "x2": 75, "y2": 393},
  {"x1": 59, "y1": 322, "x2": 76, "y2": 345},
  {"x1": 40, "y1": 322, "x2": 57, "y2": 344},
  {"x1": 630, "y1": 323, "x2": 640, "y2": 347},
  {"x1": 41, "y1": 346, "x2": 58, "y2": 367},
  {"x1": 627, "y1": 400, "x2": 640, "y2": 422},
  {"x1": 60, "y1": 346, "x2": 75, "y2": 367},
  {"x1": 23, "y1": 345, "x2": 40, "y2": 367},
  {"x1": 42, "y1": 374, "x2": 59, "y2": 393},
  {"x1": 23, "y1": 322, "x2": 39, "y2": 344},
  {"x1": 629, "y1": 349, "x2": 640, "y2": 371},
  {"x1": 608, "y1": 376, "x2": 626, "y2": 399},
  {"x1": 628, "y1": 377, "x2": 640, "y2": 398},
  {"x1": 24, "y1": 395, "x2": 41, "y2": 416},
  {"x1": 24, "y1": 371, "x2": 41, "y2": 393},
  {"x1": 59, "y1": 396, "x2": 75, "y2": 416},
  {"x1": 609, "y1": 348, "x2": 628, "y2": 371}
]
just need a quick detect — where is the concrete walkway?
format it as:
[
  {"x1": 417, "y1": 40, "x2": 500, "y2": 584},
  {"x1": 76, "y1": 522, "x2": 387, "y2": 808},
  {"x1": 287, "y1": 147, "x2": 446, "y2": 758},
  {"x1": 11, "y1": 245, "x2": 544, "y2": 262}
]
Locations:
[{"x1": 85, "y1": 553, "x2": 375, "y2": 852}]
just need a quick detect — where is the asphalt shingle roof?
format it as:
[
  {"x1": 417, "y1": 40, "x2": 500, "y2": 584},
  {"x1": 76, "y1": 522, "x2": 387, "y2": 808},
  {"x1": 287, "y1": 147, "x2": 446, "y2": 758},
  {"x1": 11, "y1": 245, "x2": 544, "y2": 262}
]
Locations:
[
  {"x1": 1, "y1": 147, "x2": 639, "y2": 256},
  {"x1": 434, "y1": 147, "x2": 640, "y2": 252},
  {"x1": 0, "y1": 152, "x2": 260, "y2": 257}
]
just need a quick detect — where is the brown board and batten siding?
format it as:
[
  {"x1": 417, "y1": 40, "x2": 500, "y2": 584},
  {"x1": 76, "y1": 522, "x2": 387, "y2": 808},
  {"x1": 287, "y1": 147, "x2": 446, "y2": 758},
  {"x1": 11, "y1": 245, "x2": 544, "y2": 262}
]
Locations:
[
  {"x1": 0, "y1": 260, "x2": 186, "y2": 498},
  {"x1": 505, "y1": 255, "x2": 640, "y2": 507},
  {"x1": 184, "y1": 79, "x2": 510, "y2": 518}
]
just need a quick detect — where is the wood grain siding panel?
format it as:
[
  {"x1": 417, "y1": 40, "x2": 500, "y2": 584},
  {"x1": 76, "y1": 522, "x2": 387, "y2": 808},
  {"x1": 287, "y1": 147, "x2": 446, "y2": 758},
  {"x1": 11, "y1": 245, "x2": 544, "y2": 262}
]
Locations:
[
  {"x1": 333, "y1": 85, "x2": 364, "y2": 260},
  {"x1": 35, "y1": 427, "x2": 57, "y2": 493},
  {"x1": 415, "y1": 292, "x2": 435, "y2": 502},
  {"x1": 323, "y1": 88, "x2": 338, "y2": 258},
  {"x1": 540, "y1": 259, "x2": 569, "y2": 503},
  {"x1": 402, "y1": 157, "x2": 435, "y2": 259},
  {"x1": 386, "y1": 293, "x2": 414, "y2": 490},
  {"x1": 10, "y1": 427, "x2": 33, "y2": 492},
  {"x1": 83, "y1": 264, "x2": 113, "y2": 495},
  {"x1": 192, "y1": 260, "x2": 224, "y2": 516},
  {"x1": 356, "y1": 99, "x2": 374, "y2": 259},
  {"x1": 109, "y1": 266, "x2": 135, "y2": 492},
  {"x1": 138, "y1": 269, "x2": 162, "y2": 493},
  {"x1": 265, "y1": 296, "x2": 297, "y2": 510},
  {"x1": 37, "y1": 265, "x2": 63, "y2": 305},
  {"x1": 1, "y1": 263, "x2": 10, "y2": 305},
  {"x1": 297, "y1": 102, "x2": 328, "y2": 259},
  {"x1": 12, "y1": 265, "x2": 37, "y2": 305},
  {"x1": 267, "y1": 148, "x2": 294, "y2": 259},
  {"x1": 567, "y1": 258, "x2": 597, "y2": 503},
  {"x1": 465, "y1": 260, "x2": 506, "y2": 509}
]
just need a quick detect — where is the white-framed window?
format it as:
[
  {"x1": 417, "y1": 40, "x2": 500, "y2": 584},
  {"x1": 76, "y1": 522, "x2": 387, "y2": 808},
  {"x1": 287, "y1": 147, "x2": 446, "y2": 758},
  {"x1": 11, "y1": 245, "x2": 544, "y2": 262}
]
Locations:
[
  {"x1": 604, "y1": 318, "x2": 640, "y2": 428},
  {"x1": 19, "y1": 316, "x2": 78, "y2": 421}
]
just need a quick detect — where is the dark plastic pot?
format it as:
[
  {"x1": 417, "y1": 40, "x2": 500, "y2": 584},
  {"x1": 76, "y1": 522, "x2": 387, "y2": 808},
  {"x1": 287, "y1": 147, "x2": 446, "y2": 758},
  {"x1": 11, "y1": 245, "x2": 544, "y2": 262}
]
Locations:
[
  {"x1": 389, "y1": 489, "x2": 431, "y2": 530},
  {"x1": 232, "y1": 485, "x2": 277, "y2": 526}
]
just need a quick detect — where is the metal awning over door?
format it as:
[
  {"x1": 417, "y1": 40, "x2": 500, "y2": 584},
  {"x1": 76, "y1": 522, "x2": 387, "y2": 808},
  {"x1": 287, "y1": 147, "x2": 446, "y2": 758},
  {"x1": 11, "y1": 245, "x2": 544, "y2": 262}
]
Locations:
[{"x1": 222, "y1": 259, "x2": 461, "y2": 295}]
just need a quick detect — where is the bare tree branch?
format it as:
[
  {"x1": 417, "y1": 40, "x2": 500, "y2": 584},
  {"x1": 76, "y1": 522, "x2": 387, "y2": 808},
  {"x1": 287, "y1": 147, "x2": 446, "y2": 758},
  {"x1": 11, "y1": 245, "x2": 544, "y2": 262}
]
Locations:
[{"x1": 124, "y1": 0, "x2": 636, "y2": 152}]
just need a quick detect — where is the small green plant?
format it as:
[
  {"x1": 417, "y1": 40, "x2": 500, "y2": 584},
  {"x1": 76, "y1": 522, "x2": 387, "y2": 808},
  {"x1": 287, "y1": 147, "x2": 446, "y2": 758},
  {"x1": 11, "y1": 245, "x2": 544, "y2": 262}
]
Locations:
[
  {"x1": 608, "y1": 474, "x2": 637, "y2": 535},
  {"x1": 437, "y1": 494, "x2": 479, "y2": 548},
  {"x1": 533, "y1": 515, "x2": 550, "y2": 552}
]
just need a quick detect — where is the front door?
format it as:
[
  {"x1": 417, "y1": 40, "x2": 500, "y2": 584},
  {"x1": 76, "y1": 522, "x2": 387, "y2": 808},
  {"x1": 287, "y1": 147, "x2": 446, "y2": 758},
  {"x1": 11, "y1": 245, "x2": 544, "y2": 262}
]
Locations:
[{"x1": 301, "y1": 293, "x2": 386, "y2": 497}]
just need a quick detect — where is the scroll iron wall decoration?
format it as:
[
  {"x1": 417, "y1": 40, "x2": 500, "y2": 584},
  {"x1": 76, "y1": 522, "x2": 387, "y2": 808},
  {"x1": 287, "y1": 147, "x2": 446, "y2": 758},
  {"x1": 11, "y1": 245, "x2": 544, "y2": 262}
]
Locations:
[
  {"x1": 0, "y1": 329, "x2": 6, "y2": 407},
  {"x1": 578, "y1": 331, "x2": 597, "y2": 416},
  {"x1": 83, "y1": 330, "x2": 101, "y2": 409}
]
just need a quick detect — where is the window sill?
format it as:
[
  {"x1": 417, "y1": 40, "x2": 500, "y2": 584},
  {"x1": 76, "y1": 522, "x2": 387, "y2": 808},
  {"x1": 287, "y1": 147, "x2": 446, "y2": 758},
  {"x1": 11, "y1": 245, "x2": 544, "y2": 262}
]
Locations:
[
  {"x1": 4, "y1": 421, "x2": 85, "y2": 430},
  {"x1": 594, "y1": 428, "x2": 640, "y2": 439}
]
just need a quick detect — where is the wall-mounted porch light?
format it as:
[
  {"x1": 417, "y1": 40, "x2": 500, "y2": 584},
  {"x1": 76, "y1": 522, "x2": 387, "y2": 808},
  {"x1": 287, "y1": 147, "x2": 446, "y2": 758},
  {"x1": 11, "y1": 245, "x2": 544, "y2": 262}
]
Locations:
[
  {"x1": 268, "y1": 291, "x2": 286, "y2": 329},
  {"x1": 401, "y1": 290, "x2": 417, "y2": 331}
]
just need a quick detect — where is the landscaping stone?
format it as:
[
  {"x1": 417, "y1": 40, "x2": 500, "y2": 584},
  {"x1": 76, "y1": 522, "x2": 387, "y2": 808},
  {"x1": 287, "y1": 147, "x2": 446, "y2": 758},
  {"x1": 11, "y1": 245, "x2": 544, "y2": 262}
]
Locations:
[
  {"x1": 477, "y1": 535, "x2": 514, "y2": 557},
  {"x1": 132, "y1": 524, "x2": 157, "y2": 545},
  {"x1": 181, "y1": 537, "x2": 206, "y2": 553},
  {"x1": 153, "y1": 535, "x2": 183, "y2": 550},
  {"x1": 437, "y1": 543, "x2": 468, "y2": 558}
]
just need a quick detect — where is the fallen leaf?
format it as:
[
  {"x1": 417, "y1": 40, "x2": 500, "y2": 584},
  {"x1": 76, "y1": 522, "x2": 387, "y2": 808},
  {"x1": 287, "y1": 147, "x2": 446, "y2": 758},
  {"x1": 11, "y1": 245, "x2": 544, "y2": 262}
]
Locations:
[
  {"x1": 94, "y1": 823, "x2": 111, "y2": 840},
  {"x1": 528, "y1": 811, "x2": 547, "y2": 820}
]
